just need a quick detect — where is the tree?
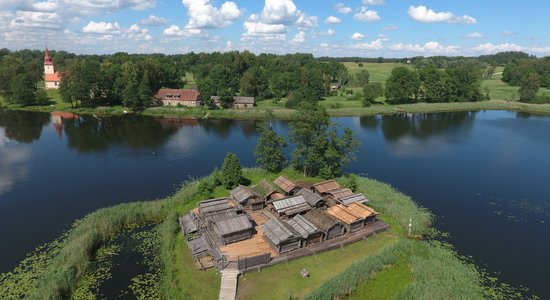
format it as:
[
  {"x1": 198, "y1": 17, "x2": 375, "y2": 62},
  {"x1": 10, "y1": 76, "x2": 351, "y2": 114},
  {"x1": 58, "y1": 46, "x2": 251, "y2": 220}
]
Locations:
[
  {"x1": 385, "y1": 67, "x2": 419, "y2": 104},
  {"x1": 362, "y1": 82, "x2": 384, "y2": 106},
  {"x1": 519, "y1": 73, "x2": 540, "y2": 102},
  {"x1": 355, "y1": 69, "x2": 370, "y2": 87},
  {"x1": 341, "y1": 174, "x2": 358, "y2": 192},
  {"x1": 240, "y1": 67, "x2": 270, "y2": 100},
  {"x1": 8, "y1": 73, "x2": 37, "y2": 106},
  {"x1": 254, "y1": 125, "x2": 287, "y2": 172},
  {"x1": 221, "y1": 152, "x2": 242, "y2": 189}
]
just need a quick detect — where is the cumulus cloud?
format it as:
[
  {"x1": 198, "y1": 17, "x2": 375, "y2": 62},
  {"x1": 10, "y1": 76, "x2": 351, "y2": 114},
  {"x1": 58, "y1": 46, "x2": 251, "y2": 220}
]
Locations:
[
  {"x1": 354, "y1": 6, "x2": 380, "y2": 22},
  {"x1": 472, "y1": 43, "x2": 523, "y2": 54},
  {"x1": 334, "y1": 3, "x2": 352, "y2": 14},
  {"x1": 362, "y1": 0, "x2": 385, "y2": 5},
  {"x1": 320, "y1": 42, "x2": 328, "y2": 48},
  {"x1": 63, "y1": 0, "x2": 156, "y2": 13},
  {"x1": 10, "y1": 11, "x2": 62, "y2": 30},
  {"x1": 349, "y1": 39, "x2": 384, "y2": 50},
  {"x1": 291, "y1": 31, "x2": 305, "y2": 43},
  {"x1": 389, "y1": 41, "x2": 460, "y2": 54},
  {"x1": 140, "y1": 15, "x2": 167, "y2": 26},
  {"x1": 163, "y1": 24, "x2": 203, "y2": 38},
  {"x1": 324, "y1": 16, "x2": 341, "y2": 24},
  {"x1": 351, "y1": 32, "x2": 364, "y2": 40},
  {"x1": 82, "y1": 21, "x2": 122, "y2": 34},
  {"x1": 464, "y1": 31, "x2": 483, "y2": 39},
  {"x1": 181, "y1": 0, "x2": 242, "y2": 30},
  {"x1": 408, "y1": 5, "x2": 476, "y2": 24}
]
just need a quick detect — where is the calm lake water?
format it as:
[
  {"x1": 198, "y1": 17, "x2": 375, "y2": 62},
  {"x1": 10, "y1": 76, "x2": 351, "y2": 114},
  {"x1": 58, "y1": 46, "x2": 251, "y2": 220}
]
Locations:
[{"x1": 1, "y1": 109, "x2": 549, "y2": 297}]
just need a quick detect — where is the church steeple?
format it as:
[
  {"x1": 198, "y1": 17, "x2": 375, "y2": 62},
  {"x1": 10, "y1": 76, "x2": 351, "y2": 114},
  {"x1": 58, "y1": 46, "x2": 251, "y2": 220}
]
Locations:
[{"x1": 44, "y1": 48, "x2": 53, "y2": 66}]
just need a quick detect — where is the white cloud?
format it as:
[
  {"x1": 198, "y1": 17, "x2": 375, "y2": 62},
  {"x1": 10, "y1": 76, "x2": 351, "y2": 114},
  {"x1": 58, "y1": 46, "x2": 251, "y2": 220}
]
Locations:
[
  {"x1": 351, "y1": 32, "x2": 364, "y2": 40},
  {"x1": 162, "y1": 24, "x2": 203, "y2": 38},
  {"x1": 31, "y1": 1, "x2": 59, "y2": 12},
  {"x1": 320, "y1": 42, "x2": 328, "y2": 48},
  {"x1": 324, "y1": 16, "x2": 341, "y2": 24},
  {"x1": 334, "y1": 3, "x2": 352, "y2": 14},
  {"x1": 10, "y1": 11, "x2": 62, "y2": 30},
  {"x1": 225, "y1": 40, "x2": 233, "y2": 51},
  {"x1": 261, "y1": 0, "x2": 300, "y2": 24},
  {"x1": 82, "y1": 21, "x2": 122, "y2": 34},
  {"x1": 408, "y1": 5, "x2": 476, "y2": 24},
  {"x1": 126, "y1": 24, "x2": 153, "y2": 41},
  {"x1": 389, "y1": 41, "x2": 460, "y2": 54},
  {"x1": 181, "y1": 0, "x2": 242, "y2": 30},
  {"x1": 291, "y1": 31, "x2": 305, "y2": 43},
  {"x1": 350, "y1": 38, "x2": 384, "y2": 50},
  {"x1": 294, "y1": 13, "x2": 317, "y2": 29},
  {"x1": 472, "y1": 43, "x2": 523, "y2": 54},
  {"x1": 242, "y1": 14, "x2": 286, "y2": 41},
  {"x1": 382, "y1": 24, "x2": 398, "y2": 31},
  {"x1": 63, "y1": 0, "x2": 156, "y2": 13},
  {"x1": 529, "y1": 46, "x2": 550, "y2": 54},
  {"x1": 465, "y1": 31, "x2": 483, "y2": 39},
  {"x1": 140, "y1": 15, "x2": 167, "y2": 26},
  {"x1": 362, "y1": 0, "x2": 385, "y2": 5},
  {"x1": 354, "y1": 6, "x2": 380, "y2": 22}
]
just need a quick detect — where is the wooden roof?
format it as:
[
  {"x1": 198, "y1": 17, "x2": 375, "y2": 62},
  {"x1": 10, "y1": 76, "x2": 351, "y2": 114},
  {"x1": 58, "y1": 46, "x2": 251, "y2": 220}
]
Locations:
[
  {"x1": 295, "y1": 188, "x2": 324, "y2": 207},
  {"x1": 270, "y1": 192, "x2": 286, "y2": 200},
  {"x1": 199, "y1": 198, "x2": 232, "y2": 214},
  {"x1": 272, "y1": 195, "x2": 311, "y2": 215},
  {"x1": 326, "y1": 188, "x2": 354, "y2": 200},
  {"x1": 155, "y1": 88, "x2": 200, "y2": 102},
  {"x1": 339, "y1": 193, "x2": 369, "y2": 205},
  {"x1": 287, "y1": 214, "x2": 320, "y2": 238},
  {"x1": 230, "y1": 185, "x2": 257, "y2": 204},
  {"x1": 326, "y1": 205, "x2": 364, "y2": 225},
  {"x1": 179, "y1": 214, "x2": 198, "y2": 235},
  {"x1": 252, "y1": 180, "x2": 278, "y2": 198},
  {"x1": 262, "y1": 218, "x2": 299, "y2": 245},
  {"x1": 213, "y1": 215, "x2": 253, "y2": 236},
  {"x1": 313, "y1": 180, "x2": 341, "y2": 194},
  {"x1": 346, "y1": 202, "x2": 378, "y2": 218},
  {"x1": 274, "y1": 176, "x2": 297, "y2": 193},
  {"x1": 304, "y1": 209, "x2": 340, "y2": 232},
  {"x1": 212, "y1": 96, "x2": 255, "y2": 105}
]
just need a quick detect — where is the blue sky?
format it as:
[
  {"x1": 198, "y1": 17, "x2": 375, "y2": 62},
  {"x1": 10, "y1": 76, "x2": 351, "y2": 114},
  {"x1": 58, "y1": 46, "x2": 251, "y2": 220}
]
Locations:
[{"x1": 0, "y1": 0, "x2": 549, "y2": 57}]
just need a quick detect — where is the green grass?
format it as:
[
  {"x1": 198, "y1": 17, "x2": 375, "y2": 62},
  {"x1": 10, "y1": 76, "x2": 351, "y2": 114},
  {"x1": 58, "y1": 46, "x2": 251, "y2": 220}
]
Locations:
[
  {"x1": 237, "y1": 233, "x2": 400, "y2": 300},
  {"x1": 347, "y1": 259, "x2": 412, "y2": 300},
  {"x1": 183, "y1": 72, "x2": 197, "y2": 89},
  {"x1": 342, "y1": 62, "x2": 410, "y2": 83}
]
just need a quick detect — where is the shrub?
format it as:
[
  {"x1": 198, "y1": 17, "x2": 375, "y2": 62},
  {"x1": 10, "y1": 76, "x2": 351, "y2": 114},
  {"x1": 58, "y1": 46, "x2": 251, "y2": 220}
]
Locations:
[{"x1": 221, "y1": 153, "x2": 243, "y2": 189}]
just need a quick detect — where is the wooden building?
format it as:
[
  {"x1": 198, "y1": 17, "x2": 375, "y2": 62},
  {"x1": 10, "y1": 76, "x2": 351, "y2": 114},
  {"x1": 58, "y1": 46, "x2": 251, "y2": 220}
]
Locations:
[
  {"x1": 271, "y1": 195, "x2": 312, "y2": 218},
  {"x1": 179, "y1": 213, "x2": 198, "y2": 237},
  {"x1": 303, "y1": 209, "x2": 344, "y2": 240},
  {"x1": 262, "y1": 218, "x2": 301, "y2": 254},
  {"x1": 198, "y1": 197, "x2": 243, "y2": 225},
  {"x1": 325, "y1": 188, "x2": 354, "y2": 202},
  {"x1": 252, "y1": 180, "x2": 286, "y2": 209},
  {"x1": 212, "y1": 215, "x2": 255, "y2": 245},
  {"x1": 312, "y1": 180, "x2": 341, "y2": 195},
  {"x1": 212, "y1": 96, "x2": 255, "y2": 108},
  {"x1": 287, "y1": 214, "x2": 323, "y2": 247},
  {"x1": 274, "y1": 176, "x2": 300, "y2": 195},
  {"x1": 295, "y1": 188, "x2": 325, "y2": 207},
  {"x1": 346, "y1": 202, "x2": 378, "y2": 224},
  {"x1": 326, "y1": 205, "x2": 365, "y2": 233},
  {"x1": 230, "y1": 185, "x2": 259, "y2": 207},
  {"x1": 338, "y1": 193, "x2": 369, "y2": 205},
  {"x1": 155, "y1": 89, "x2": 201, "y2": 107}
]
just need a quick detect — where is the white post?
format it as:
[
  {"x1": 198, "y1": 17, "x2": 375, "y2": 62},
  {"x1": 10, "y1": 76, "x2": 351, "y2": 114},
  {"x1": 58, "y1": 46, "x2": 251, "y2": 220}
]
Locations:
[{"x1": 408, "y1": 218, "x2": 412, "y2": 236}]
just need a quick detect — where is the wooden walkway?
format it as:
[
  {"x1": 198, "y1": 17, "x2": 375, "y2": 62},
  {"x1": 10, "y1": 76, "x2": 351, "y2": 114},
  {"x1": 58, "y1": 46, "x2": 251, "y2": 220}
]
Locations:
[{"x1": 219, "y1": 268, "x2": 240, "y2": 300}]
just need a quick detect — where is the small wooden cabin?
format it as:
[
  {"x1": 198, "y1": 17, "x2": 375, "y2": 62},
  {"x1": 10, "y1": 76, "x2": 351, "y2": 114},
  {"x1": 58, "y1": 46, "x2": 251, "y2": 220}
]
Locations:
[
  {"x1": 230, "y1": 185, "x2": 258, "y2": 205},
  {"x1": 326, "y1": 205, "x2": 365, "y2": 233},
  {"x1": 274, "y1": 176, "x2": 300, "y2": 195},
  {"x1": 312, "y1": 180, "x2": 341, "y2": 195},
  {"x1": 199, "y1": 197, "x2": 244, "y2": 225},
  {"x1": 212, "y1": 215, "x2": 254, "y2": 245},
  {"x1": 262, "y1": 218, "x2": 301, "y2": 254},
  {"x1": 271, "y1": 195, "x2": 312, "y2": 218},
  {"x1": 295, "y1": 188, "x2": 325, "y2": 207},
  {"x1": 338, "y1": 193, "x2": 369, "y2": 205},
  {"x1": 179, "y1": 213, "x2": 198, "y2": 237},
  {"x1": 304, "y1": 209, "x2": 344, "y2": 240},
  {"x1": 325, "y1": 188, "x2": 354, "y2": 201},
  {"x1": 287, "y1": 214, "x2": 323, "y2": 247},
  {"x1": 251, "y1": 180, "x2": 281, "y2": 210},
  {"x1": 346, "y1": 202, "x2": 378, "y2": 224}
]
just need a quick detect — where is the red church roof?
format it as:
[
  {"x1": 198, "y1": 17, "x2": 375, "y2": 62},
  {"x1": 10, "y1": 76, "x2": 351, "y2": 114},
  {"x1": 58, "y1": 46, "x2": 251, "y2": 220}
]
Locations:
[
  {"x1": 154, "y1": 89, "x2": 200, "y2": 102},
  {"x1": 44, "y1": 48, "x2": 53, "y2": 65},
  {"x1": 45, "y1": 72, "x2": 61, "y2": 82}
]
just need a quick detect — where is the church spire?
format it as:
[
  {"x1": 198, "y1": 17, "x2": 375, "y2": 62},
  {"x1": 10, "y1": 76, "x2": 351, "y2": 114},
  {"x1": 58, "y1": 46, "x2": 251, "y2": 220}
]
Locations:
[{"x1": 44, "y1": 47, "x2": 53, "y2": 65}]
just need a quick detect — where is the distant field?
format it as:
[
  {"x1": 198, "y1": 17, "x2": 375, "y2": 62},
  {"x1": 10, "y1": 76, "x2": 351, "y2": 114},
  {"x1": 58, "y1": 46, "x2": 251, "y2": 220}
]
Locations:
[{"x1": 342, "y1": 62, "x2": 410, "y2": 83}]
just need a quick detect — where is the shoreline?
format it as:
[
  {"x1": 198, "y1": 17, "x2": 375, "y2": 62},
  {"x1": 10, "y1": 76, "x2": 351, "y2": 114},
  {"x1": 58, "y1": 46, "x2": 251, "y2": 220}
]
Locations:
[{"x1": 3, "y1": 100, "x2": 550, "y2": 120}]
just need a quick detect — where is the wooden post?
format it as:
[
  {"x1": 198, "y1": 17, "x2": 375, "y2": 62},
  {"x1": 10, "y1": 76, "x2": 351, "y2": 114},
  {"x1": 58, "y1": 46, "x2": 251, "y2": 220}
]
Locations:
[{"x1": 408, "y1": 218, "x2": 412, "y2": 236}]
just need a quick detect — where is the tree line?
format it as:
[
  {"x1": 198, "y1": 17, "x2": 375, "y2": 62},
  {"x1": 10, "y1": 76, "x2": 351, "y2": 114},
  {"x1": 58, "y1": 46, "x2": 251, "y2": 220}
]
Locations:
[{"x1": 502, "y1": 56, "x2": 550, "y2": 102}]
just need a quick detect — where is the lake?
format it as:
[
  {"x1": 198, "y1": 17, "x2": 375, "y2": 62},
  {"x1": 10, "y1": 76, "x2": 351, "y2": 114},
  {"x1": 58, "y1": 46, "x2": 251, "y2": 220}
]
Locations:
[{"x1": 0, "y1": 109, "x2": 549, "y2": 298}]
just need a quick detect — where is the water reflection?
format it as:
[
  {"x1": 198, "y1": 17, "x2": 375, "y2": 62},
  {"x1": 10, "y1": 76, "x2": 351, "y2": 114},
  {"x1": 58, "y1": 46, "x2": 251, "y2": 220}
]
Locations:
[
  {"x1": 0, "y1": 110, "x2": 50, "y2": 143},
  {"x1": 0, "y1": 128, "x2": 32, "y2": 196}
]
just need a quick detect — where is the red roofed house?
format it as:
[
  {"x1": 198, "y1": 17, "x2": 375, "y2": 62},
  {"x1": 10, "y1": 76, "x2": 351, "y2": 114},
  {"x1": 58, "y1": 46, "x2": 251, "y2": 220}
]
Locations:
[
  {"x1": 44, "y1": 48, "x2": 61, "y2": 89},
  {"x1": 154, "y1": 88, "x2": 201, "y2": 107}
]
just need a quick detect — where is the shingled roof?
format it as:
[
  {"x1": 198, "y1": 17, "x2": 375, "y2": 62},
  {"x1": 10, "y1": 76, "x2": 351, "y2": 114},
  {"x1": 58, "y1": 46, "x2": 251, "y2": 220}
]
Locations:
[
  {"x1": 338, "y1": 193, "x2": 369, "y2": 205},
  {"x1": 346, "y1": 202, "x2": 378, "y2": 218},
  {"x1": 287, "y1": 214, "x2": 320, "y2": 238},
  {"x1": 313, "y1": 180, "x2": 341, "y2": 194},
  {"x1": 326, "y1": 205, "x2": 363, "y2": 225},
  {"x1": 274, "y1": 176, "x2": 297, "y2": 194},
  {"x1": 295, "y1": 188, "x2": 324, "y2": 207},
  {"x1": 304, "y1": 209, "x2": 339, "y2": 232},
  {"x1": 230, "y1": 185, "x2": 257, "y2": 204},
  {"x1": 262, "y1": 218, "x2": 299, "y2": 245},
  {"x1": 272, "y1": 195, "x2": 311, "y2": 216},
  {"x1": 326, "y1": 188, "x2": 354, "y2": 200},
  {"x1": 213, "y1": 215, "x2": 253, "y2": 236}
]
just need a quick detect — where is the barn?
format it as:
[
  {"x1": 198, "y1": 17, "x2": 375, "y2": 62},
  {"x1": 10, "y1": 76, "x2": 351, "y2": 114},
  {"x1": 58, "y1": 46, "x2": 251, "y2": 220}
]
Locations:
[
  {"x1": 295, "y1": 188, "x2": 325, "y2": 207},
  {"x1": 271, "y1": 195, "x2": 312, "y2": 218},
  {"x1": 212, "y1": 215, "x2": 255, "y2": 245},
  {"x1": 303, "y1": 209, "x2": 344, "y2": 240},
  {"x1": 262, "y1": 218, "x2": 301, "y2": 254},
  {"x1": 326, "y1": 204, "x2": 365, "y2": 233},
  {"x1": 274, "y1": 176, "x2": 301, "y2": 195},
  {"x1": 312, "y1": 180, "x2": 341, "y2": 195},
  {"x1": 287, "y1": 214, "x2": 323, "y2": 246}
]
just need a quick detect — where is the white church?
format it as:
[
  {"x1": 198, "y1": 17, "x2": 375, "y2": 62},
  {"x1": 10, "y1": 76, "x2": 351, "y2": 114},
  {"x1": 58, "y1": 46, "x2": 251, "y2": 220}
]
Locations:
[{"x1": 44, "y1": 48, "x2": 61, "y2": 89}]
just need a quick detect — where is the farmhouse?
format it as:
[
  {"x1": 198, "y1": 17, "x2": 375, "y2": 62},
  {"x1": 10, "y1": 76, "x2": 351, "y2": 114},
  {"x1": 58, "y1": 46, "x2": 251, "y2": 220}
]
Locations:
[
  {"x1": 262, "y1": 218, "x2": 301, "y2": 254},
  {"x1": 304, "y1": 209, "x2": 344, "y2": 240},
  {"x1": 312, "y1": 180, "x2": 341, "y2": 195},
  {"x1": 274, "y1": 176, "x2": 300, "y2": 195},
  {"x1": 155, "y1": 88, "x2": 201, "y2": 107},
  {"x1": 271, "y1": 195, "x2": 312, "y2": 218},
  {"x1": 286, "y1": 214, "x2": 323, "y2": 246},
  {"x1": 211, "y1": 96, "x2": 255, "y2": 108},
  {"x1": 326, "y1": 204, "x2": 365, "y2": 233},
  {"x1": 212, "y1": 215, "x2": 255, "y2": 245}
]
